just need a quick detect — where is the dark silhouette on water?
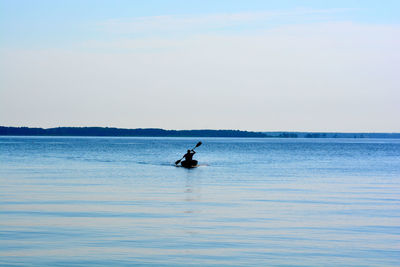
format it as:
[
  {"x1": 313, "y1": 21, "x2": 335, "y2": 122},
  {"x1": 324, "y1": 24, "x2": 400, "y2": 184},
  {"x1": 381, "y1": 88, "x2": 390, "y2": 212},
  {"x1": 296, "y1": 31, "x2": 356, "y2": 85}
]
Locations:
[
  {"x1": 175, "y1": 142, "x2": 202, "y2": 168},
  {"x1": 181, "y1": 149, "x2": 197, "y2": 168}
]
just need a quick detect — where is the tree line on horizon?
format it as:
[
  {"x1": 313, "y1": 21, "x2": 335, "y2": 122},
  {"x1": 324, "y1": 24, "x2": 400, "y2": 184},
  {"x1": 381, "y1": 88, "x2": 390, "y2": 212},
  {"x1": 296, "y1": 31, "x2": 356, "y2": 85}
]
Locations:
[
  {"x1": 0, "y1": 126, "x2": 266, "y2": 138},
  {"x1": 0, "y1": 126, "x2": 399, "y2": 138}
]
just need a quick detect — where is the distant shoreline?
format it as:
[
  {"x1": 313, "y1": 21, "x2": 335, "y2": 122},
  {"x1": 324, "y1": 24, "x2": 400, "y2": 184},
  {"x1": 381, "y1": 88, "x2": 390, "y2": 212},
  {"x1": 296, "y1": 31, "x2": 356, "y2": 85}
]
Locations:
[{"x1": 1, "y1": 126, "x2": 399, "y2": 139}]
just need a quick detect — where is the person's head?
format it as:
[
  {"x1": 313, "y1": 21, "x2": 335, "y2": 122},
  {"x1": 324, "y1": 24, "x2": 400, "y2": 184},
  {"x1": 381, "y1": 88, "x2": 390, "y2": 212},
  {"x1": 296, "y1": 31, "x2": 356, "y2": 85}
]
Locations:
[{"x1": 187, "y1": 150, "x2": 191, "y2": 153}]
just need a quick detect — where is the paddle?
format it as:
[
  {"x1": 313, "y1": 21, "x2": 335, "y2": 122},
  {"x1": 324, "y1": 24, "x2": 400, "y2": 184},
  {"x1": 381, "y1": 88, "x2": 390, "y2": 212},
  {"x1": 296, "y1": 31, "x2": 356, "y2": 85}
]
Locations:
[{"x1": 175, "y1": 142, "x2": 202, "y2": 165}]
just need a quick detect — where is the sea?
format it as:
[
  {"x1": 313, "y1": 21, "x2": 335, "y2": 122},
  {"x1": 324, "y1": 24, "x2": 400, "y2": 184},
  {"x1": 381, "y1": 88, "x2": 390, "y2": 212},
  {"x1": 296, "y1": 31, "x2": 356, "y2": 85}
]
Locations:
[{"x1": 0, "y1": 136, "x2": 399, "y2": 267}]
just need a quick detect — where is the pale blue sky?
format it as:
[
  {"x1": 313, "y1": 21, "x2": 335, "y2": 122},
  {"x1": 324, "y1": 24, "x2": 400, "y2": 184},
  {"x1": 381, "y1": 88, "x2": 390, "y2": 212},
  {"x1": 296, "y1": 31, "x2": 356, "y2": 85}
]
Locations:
[
  {"x1": 1, "y1": 0, "x2": 399, "y2": 48},
  {"x1": 1, "y1": 1, "x2": 399, "y2": 131}
]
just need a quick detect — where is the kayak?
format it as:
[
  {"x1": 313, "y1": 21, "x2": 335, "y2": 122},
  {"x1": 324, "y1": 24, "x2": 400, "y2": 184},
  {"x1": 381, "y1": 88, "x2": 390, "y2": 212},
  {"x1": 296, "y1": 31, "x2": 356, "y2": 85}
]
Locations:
[{"x1": 180, "y1": 160, "x2": 198, "y2": 168}]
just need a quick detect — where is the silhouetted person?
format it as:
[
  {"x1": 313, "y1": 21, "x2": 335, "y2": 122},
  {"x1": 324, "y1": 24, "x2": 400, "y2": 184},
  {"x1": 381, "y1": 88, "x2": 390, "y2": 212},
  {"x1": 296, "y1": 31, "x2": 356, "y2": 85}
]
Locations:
[
  {"x1": 181, "y1": 149, "x2": 197, "y2": 167},
  {"x1": 184, "y1": 149, "x2": 195, "y2": 161}
]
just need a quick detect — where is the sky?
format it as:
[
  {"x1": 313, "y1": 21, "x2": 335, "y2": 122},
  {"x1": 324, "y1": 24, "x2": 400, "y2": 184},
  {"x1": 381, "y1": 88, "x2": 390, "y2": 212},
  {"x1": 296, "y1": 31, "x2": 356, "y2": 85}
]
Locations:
[{"x1": 1, "y1": 0, "x2": 399, "y2": 132}]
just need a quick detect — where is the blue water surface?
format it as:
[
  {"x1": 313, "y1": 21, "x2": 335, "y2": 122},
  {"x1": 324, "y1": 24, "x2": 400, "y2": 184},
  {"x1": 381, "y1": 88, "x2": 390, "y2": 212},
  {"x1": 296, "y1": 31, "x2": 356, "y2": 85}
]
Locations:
[{"x1": 1, "y1": 137, "x2": 399, "y2": 266}]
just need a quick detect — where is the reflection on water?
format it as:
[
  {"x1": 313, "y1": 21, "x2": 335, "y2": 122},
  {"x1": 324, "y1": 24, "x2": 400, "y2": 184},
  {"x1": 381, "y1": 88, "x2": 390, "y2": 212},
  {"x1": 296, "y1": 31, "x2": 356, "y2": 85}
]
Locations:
[
  {"x1": 0, "y1": 137, "x2": 399, "y2": 266},
  {"x1": 183, "y1": 174, "x2": 202, "y2": 214}
]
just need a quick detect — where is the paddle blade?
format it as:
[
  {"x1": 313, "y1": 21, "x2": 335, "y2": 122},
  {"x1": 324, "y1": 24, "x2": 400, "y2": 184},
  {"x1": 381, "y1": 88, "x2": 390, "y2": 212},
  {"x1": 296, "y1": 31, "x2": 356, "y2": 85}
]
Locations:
[
  {"x1": 195, "y1": 141, "x2": 202, "y2": 148},
  {"x1": 175, "y1": 159, "x2": 181, "y2": 165}
]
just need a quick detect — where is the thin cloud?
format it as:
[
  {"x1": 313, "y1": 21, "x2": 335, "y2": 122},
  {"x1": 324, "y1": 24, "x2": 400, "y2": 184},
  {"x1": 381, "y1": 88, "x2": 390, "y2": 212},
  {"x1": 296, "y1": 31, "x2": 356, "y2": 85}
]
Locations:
[{"x1": 97, "y1": 8, "x2": 354, "y2": 35}]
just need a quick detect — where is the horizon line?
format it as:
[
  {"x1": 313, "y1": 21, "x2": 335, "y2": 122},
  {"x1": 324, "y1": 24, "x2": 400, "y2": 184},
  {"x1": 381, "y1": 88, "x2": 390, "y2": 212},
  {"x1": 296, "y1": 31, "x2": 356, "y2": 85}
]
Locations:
[{"x1": 1, "y1": 125, "x2": 399, "y2": 134}]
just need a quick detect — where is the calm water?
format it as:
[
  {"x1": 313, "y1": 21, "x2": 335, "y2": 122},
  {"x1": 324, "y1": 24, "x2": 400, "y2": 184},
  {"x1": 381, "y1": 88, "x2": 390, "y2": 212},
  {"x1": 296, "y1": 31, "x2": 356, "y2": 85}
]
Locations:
[{"x1": 1, "y1": 137, "x2": 399, "y2": 266}]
